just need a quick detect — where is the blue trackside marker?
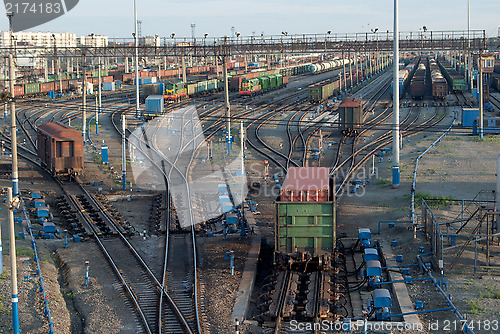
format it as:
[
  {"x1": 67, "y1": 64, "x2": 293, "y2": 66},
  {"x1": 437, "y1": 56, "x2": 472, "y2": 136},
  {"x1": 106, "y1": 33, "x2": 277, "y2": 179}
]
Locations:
[
  {"x1": 12, "y1": 175, "x2": 19, "y2": 197},
  {"x1": 392, "y1": 166, "x2": 400, "y2": 187},
  {"x1": 12, "y1": 294, "x2": 19, "y2": 334}
]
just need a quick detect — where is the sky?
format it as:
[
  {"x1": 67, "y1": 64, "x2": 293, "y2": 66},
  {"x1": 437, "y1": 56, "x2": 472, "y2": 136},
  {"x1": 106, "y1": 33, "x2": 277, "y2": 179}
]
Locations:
[{"x1": 1, "y1": 0, "x2": 499, "y2": 39}]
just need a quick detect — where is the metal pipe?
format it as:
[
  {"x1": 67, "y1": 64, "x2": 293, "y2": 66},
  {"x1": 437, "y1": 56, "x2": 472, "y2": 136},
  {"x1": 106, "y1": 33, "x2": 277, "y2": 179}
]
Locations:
[
  {"x1": 22, "y1": 205, "x2": 54, "y2": 333},
  {"x1": 417, "y1": 254, "x2": 475, "y2": 334},
  {"x1": 389, "y1": 307, "x2": 454, "y2": 318},
  {"x1": 392, "y1": 0, "x2": 400, "y2": 188},
  {"x1": 7, "y1": 188, "x2": 20, "y2": 334}
]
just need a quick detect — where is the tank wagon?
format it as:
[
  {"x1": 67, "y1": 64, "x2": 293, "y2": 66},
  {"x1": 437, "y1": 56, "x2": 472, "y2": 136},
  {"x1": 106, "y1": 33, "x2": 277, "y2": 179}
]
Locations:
[{"x1": 37, "y1": 122, "x2": 83, "y2": 176}]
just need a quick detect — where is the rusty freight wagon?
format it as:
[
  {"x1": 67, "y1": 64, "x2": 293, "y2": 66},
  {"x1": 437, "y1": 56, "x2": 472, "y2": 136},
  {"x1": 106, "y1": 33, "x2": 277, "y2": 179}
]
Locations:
[{"x1": 37, "y1": 122, "x2": 83, "y2": 175}]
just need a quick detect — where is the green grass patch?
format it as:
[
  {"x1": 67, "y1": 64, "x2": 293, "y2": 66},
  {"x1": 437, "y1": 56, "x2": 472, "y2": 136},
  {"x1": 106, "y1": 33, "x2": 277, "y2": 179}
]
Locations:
[
  {"x1": 16, "y1": 246, "x2": 34, "y2": 257},
  {"x1": 467, "y1": 300, "x2": 481, "y2": 315},
  {"x1": 473, "y1": 136, "x2": 500, "y2": 142},
  {"x1": 414, "y1": 192, "x2": 454, "y2": 208},
  {"x1": 376, "y1": 178, "x2": 391, "y2": 185}
]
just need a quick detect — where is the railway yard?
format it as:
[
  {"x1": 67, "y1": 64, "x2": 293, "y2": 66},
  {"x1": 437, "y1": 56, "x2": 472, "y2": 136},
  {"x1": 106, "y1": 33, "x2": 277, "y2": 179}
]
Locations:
[{"x1": 0, "y1": 13, "x2": 500, "y2": 334}]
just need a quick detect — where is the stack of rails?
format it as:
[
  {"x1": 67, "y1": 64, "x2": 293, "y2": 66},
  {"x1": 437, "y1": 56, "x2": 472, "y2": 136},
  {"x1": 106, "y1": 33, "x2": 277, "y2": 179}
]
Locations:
[
  {"x1": 437, "y1": 59, "x2": 467, "y2": 92},
  {"x1": 429, "y1": 58, "x2": 447, "y2": 99},
  {"x1": 410, "y1": 58, "x2": 426, "y2": 99}
]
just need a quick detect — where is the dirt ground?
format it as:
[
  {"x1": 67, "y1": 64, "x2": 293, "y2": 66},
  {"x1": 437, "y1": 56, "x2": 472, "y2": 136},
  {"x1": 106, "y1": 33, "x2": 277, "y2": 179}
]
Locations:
[{"x1": 0, "y1": 85, "x2": 499, "y2": 334}]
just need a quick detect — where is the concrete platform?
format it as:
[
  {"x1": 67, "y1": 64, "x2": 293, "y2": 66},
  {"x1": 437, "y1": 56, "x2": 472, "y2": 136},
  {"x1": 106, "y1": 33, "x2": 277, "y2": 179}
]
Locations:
[
  {"x1": 381, "y1": 240, "x2": 422, "y2": 327},
  {"x1": 231, "y1": 211, "x2": 261, "y2": 321}
]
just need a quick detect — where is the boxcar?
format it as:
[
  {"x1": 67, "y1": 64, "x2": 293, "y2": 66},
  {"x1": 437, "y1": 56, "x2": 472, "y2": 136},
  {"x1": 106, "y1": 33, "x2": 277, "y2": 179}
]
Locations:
[
  {"x1": 339, "y1": 97, "x2": 363, "y2": 135},
  {"x1": 37, "y1": 122, "x2": 83, "y2": 175}
]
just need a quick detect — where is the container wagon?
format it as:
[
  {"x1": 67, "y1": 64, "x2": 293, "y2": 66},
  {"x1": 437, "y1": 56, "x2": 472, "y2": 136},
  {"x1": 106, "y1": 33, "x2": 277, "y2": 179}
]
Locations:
[
  {"x1": 37, "y1": 122, "x2": 83, "y2": 176},
  {"x1": 275, "y1": 167, "x2": 335, "y2": 261}
]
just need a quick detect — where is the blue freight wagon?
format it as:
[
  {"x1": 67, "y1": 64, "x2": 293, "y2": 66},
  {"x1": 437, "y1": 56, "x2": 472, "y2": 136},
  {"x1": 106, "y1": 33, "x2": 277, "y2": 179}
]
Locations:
[{"x1": 144, "y1": 95, "x2": 165, "y2": 120}]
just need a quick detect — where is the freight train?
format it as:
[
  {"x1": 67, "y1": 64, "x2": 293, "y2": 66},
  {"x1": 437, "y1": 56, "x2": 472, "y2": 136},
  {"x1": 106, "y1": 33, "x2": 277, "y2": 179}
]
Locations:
[{"x1": 0, "y1": 75, "x2": 115, "y2": 99}]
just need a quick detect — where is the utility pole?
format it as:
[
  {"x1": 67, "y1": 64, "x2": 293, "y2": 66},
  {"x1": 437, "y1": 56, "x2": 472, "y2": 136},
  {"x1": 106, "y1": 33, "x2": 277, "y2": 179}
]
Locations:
[
  {"x1": 342, "y1": 51, "x2": 347, "y2": 95},
  {"x1": 82, "y1": 54, "x2": 87, "y2": 143},
  {"x1": 392, "y1": 0, "x2": 400, "y2": 188},
  {"x1": 97, "y1": 57, "x2": 101, "y2": 134},
  {"x1": 467, "y1": 0, "x2": 471, "y2": 88},
  {"x1": 181, "y1": 55, "x2": 187, "y2": 83},
  {"x1": 134, "y1": 0, "x2": 140, "y2": 119},
  {"x1": 9, "y1": 54, "x2": 19, "y2": 196},
  {"x1": 478, "y1": 54, "x2": 483, "y2": 139},
  {"x1": 7, "y1": 188, "x2": 20, "y2": 334},
  {"x1": 122, "y1": 114, "x2": 127, "y2": 189},
  {"x1": 223, "y1": 52, "x2": 231, "y2": 156},
  {"x1": 7, "y1": 13, "x2": 19, "y2": 196}
]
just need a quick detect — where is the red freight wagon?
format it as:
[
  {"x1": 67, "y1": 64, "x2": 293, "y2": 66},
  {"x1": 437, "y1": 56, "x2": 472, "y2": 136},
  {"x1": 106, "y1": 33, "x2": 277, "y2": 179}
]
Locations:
[
  {"x1": 61, "y1": 79, "x2": 69, "y2": 91},
  {"x1": 13, "y1": 85, "x2": 24, "y2": 97},
  {"x1": 40, "y1": 82, "x2": 55, "y2": 93},
  {"x1": 37, "y1": 122, "x2": 83, "y2": 175},
  {"x1": 280, "y1": 167, "x2": 331, "y2": 202},
  {"x1": 102, "y1": 76, "x2": 113, "y2": 83}
]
